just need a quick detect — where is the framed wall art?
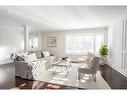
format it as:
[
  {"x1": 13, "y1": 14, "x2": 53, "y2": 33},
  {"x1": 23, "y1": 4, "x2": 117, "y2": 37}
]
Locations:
[{"x1": 47, "y1": 36, "x2": 57, "y2": 47}]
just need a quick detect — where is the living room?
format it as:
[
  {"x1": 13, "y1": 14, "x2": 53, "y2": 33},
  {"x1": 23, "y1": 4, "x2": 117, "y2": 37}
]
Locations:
[{"x1": 0, "y1": 5, "x2": 127, "y2": 92}]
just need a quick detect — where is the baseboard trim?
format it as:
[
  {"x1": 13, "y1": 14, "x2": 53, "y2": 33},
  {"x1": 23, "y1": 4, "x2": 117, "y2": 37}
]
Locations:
[
  {"x1": 0, "y1": 60, "x2": 12, "y2": 65},
  {"x1": 107, "y1": 64, "x2": 127, "y2": 77}
]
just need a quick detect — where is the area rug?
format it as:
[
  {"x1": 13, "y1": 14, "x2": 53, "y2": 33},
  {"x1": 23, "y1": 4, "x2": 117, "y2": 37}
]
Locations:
[{"x1": 35, "y1": 63, "x2": 110, "y2": 89}]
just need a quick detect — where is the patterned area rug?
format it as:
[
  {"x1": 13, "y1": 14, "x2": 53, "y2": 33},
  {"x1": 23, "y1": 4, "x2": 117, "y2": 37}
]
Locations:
[{"x1": 35, "y1": 63, "x2": 110, "y2": 89}]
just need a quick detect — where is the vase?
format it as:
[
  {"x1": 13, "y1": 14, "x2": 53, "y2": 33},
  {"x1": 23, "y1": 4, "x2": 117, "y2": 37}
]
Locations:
[{"x1": 100, "y1": 56, "x2": 105, "y2": 65}]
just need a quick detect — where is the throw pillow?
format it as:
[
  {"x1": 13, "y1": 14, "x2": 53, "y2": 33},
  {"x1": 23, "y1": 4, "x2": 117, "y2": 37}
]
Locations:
[
  {"x1": 42, "y1": 51, "x2": 50, "y2": 57},
  {"x1": 33, "y1": 50, "x2": 43, "y2": 59},
  {"x1": 16, "y1": 56, "x2": 25, "y2": 61},
  {"x1": 24, "y1": 53, "x2": 37, "y2": 62}
]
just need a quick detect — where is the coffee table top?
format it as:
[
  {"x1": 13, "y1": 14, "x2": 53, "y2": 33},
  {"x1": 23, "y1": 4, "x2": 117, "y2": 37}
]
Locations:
[{"x1": 52, "y1": 58, "x2": 71, "y2": 66}]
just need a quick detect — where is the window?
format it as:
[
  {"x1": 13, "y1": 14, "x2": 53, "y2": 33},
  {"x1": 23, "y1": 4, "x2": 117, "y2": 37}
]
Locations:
[
  {"x1": 83, "y1": 35, "x2": 94, "y2": 53},
  {"x1": 66, "y1": 35, "x2": 84, "y2": 54},
  {"x1": 95, "y1": 34, "x2": 104, "y2": 52},
  {"x1": 65, "y1": 33, "x2": 104, "y2": 55},
  {"x1": 29, "y1": 33, "x2": 39, "y2": 49}
]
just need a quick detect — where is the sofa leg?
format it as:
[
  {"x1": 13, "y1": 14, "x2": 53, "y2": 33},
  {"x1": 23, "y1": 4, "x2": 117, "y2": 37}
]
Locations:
[
  {"x1": 92, "y1": 74, "x2": 96, "y2": 82},
  {"x1": 78, "y1": 73, "x2": 80, "y2": 80}
]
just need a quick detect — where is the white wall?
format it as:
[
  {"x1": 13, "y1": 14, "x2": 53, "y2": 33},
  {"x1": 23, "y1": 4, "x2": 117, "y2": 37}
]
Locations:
[
  {"x1": 107, "y1": 18, "x2": 127, "y2": 77},
  {"x1": 41, "y1": 27, "x2": 107, "y2": 61},
  {"x1": 0, "y1": 26, "x2": 24, "y2": 65}
]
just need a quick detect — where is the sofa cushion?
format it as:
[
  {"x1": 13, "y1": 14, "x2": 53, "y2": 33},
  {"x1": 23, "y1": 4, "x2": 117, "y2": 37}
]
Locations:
[
  {"x1": 42, "y1": 51, "x2": 50, "y2": 57},
  {"x1": 33, "y1": 50, "x2": 43, "y2": 59},
  {"x1": 27, "y1": 50, "x2": 43, "y2": 59},
  {"x1": 24, "y1": 53, "x2": 37, "y2": 62}
]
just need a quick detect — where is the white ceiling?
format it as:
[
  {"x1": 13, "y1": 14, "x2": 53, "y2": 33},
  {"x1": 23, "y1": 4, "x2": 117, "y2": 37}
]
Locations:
[{"x1": 0, "y1": 6, "x2": 127, "y2": 32}]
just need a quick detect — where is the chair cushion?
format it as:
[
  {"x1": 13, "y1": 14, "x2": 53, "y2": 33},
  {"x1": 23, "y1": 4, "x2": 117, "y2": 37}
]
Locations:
[
  {"x1": 89, "y1": 57, "x2": 94, "y2": 69},
  {"x1": 89, "y1": 57, "x2": 100, "y2": 70},
  {"x1": 42, "y1": 51, "x2": 50, "y2": 57}
]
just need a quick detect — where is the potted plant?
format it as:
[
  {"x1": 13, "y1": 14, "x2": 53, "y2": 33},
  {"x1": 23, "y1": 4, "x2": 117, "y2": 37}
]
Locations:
[{"x1": 99, "y1": 44, "x2": 108, "y2": 65}]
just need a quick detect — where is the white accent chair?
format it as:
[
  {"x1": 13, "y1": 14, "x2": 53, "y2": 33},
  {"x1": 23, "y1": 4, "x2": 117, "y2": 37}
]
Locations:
[
  {"x1": 78, "y1": 57, "x2": 100, "y2": 82},
  {"x1": 78, "y1": 52, "x2": 95, "y2": 64}
]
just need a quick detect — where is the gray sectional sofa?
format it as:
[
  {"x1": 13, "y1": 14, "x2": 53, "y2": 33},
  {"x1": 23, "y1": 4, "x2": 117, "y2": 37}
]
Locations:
[{"x1": 14, "y1": 50, "x2": 56, "y2": 79}]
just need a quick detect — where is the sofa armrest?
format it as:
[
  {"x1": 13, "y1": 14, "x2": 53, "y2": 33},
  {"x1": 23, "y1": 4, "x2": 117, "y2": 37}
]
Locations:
[
  {"x1": 15, "y1": 60, "x2": 38, "y2": 70},
  {"x1": 15, "y1": 61, "x2": 29, "y2": 68},
  {"x1": 15, "y1": 61, "x2": 29, "y2": 78}
]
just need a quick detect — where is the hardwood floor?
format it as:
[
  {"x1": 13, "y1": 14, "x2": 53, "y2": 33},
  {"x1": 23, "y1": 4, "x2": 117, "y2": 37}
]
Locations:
[
  {"x1": 14, "y1": 77, "x2": 78, "y2": 89},
  {"x1": 99, "y1": 65, "x2": 127, "y2": 89},
  {"x1": 0, "y1": 63, "x2": 127, "y2": 89},
  {"x1": 0, "y1": 63, "x2": 15, "y2": 89},
  {"x1": 0, "y1": 63, "x2": 80, "y2": 89}
]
